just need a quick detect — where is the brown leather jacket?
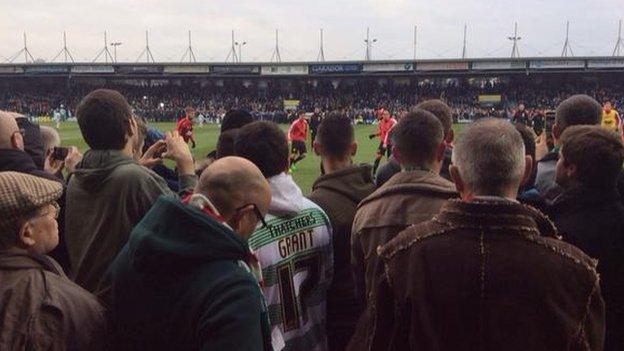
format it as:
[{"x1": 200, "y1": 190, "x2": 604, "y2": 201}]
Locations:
[
  {"x1": 0, "y1": 251, "x2": 106, "y2": 351},
  {"x1": 351, "y1": 170, "x2": 457, "y2": 303},
  {"x1": 349, "y1": 199, "x2": 605, "y2": 351}
]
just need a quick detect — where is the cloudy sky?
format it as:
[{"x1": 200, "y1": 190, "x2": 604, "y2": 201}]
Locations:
[{"x1": 0, "y1": 0, "x2": 622, "y2": 63}]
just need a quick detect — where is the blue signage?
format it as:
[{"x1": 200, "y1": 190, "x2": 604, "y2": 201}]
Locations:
[{"x1": 309, "y1": 64, "x2": 362, "y2": 74}]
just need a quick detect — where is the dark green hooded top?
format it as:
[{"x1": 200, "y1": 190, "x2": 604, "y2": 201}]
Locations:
[{"x1": 108, "y1": 196, "x2": 272, "y2": 351}]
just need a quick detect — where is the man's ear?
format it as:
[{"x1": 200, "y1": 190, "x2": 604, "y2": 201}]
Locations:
[
  {"x1": 520, "y1": 155, "x2": 534, "y2": 187},
  {"x1": 436, "y1": 142, "x2": 446, "y2": 162},
  {"x1": 312, "y1": 140, "x2": 322, "y2": 156},
  {"x1": 10, "y1": 131, "x2": 24, "y2": 150},
  {"x1": 17, "y1": 222, "x2": 36, "y2": 248},
  {"x1": 446, "y1": 129, "x2": 454, "y2": 144},
  {"x1": 228, "y1": 205, "x2": 256, "y2": 239},
  {"x1": 565, "y1": 162, "x2": 578, "y2": 180},
  {"x1": 449, "y1": 165, "x2": 465, "y2": 197},
  {"x1": 350, "y1": 141, "x2": 358, "y2": 157},
  {"x1": 392, "y1": 145, "x2": 403, "y2": 164},
  {"x1": 552, "y1": 123, "x2": 560, "y2": 141},
  {"x1": 128, "y1": 117, "x2": 137, "y2": 138}
]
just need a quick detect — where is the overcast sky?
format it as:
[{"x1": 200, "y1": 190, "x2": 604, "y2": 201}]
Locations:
[{"x1": 1, "y1": 0, "x2": 623, "y2": 63}]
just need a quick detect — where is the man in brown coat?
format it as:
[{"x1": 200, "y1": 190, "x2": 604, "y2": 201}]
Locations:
[
  {"x1": 0, "y1": 172, "x2": 105, "y2": 351},
  {"x1": 308, "y1": 113, "x2": 376, "y2": 351},
  {"x1": 349, "y1": 118, "x2": 605, "y2": 351},
  {"x1": 351, "y1": 109, "x2": 457, "y2": 304}
]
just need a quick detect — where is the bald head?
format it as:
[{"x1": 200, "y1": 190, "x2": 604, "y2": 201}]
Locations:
[
  {"x1": 452, "y1": 118, "x2": 526, "y2": 197},
  {"x1": 0, "y1": 111, "x2": 21, "y2": 150},
  {"x1": 196, "y1": 156, "x2": 271, "y2": 219}
]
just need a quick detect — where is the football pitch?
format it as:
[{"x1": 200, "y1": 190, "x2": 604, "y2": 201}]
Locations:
[{"x1": 52, "y1": 122, "x2": 463, "y2": 194}]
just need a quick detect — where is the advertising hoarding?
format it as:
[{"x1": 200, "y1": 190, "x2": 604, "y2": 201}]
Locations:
[{"x1": 261, "y1": 65, "x2": 309, "y2": 75}]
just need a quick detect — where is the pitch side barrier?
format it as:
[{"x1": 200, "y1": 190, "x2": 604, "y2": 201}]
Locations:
[{"x1": 1, "y1": 58, "x2": 624, "y2": 78}]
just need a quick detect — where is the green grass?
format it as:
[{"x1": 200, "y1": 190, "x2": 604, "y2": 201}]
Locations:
[
  {"x1": 52, "y1": 122, "x2": 377, "y2": 194},
  {"x1": 51, "y1": 122, "x2": 465, "y2": 195}
]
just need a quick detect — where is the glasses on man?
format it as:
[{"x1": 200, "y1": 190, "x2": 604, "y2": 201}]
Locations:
[{"x1": 235, "y1": 203, "x2": 269, "y2": 228}]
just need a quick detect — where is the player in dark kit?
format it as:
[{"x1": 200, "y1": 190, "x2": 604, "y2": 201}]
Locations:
[
  {"x1": 309, "y1": 107, "x2": 323, "y2": 147},
  {"x1": 513, "y1": 104, "x2": 530, "y2": 126},
  {"x1": 176, "y1": 106, "x2": 196, "y2": 148}
]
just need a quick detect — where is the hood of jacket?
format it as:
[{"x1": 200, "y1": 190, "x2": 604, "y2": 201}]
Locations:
[
  {"x1": 123, "y1": 196, "x2": 250, "y2": 276},
  {"x1": 267, "y1": 172, "x2": 308, "y2": 216},
  {"x1": 71, "y1": 149, "x2": 136, "y2": 192},
  {"x1": 311, "y1": 164, "x2": 375, "y2": 204}
]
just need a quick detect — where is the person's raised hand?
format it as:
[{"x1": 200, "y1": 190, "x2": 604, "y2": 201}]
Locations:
[
  {"x1": 139, "y1": 140, "x2": 166, "y2": 169},
  {"x1": 535, "y1": 132, "x2": 549, "y2": 161},
  {"x1": 64, "y1": 146, "x2": 83, "y2": 174},
  {"x1": 44, "y1": 152, "x2": 64, "y2": 176},
  {"x1": 162, "y1": 131, "x2": 194, "y2": 175}
]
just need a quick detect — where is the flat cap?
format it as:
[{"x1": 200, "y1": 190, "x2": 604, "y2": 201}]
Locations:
[{"x1": 0, "y1": 172, "x2": 62, "y2": 232}]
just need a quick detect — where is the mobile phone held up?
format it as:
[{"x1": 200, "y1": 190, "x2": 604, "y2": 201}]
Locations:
[{"x1": 52, "y1": 147, "x2": 69, "y2": 161}]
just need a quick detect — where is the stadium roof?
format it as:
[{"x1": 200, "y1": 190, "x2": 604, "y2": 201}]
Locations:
[{"x1": 1, "y1": 56, "x2": 624, "y2": 78}]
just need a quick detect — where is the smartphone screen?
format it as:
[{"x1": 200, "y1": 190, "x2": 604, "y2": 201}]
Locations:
[{"x1": 52, "y1": 147, "x2": 69, "y2": 160}]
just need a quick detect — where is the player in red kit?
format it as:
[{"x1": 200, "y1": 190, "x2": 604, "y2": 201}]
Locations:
[
  {"x1": 288, "y1": 110, "x2": 308, "y2": 172},
  {"x1": 176, "y1": 106, "x2": 196, "y2": 148},
  {"x1": 369, "y1": 109, "x2": 397, "y2": 174}
]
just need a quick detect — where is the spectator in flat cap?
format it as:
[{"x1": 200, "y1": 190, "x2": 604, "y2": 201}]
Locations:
[
  {"x1": 0, "y1": 172, "x2": 105, "y2": 351},
  {"x1": 1, "y1": 111, "x2": 79, "y2": 273}
]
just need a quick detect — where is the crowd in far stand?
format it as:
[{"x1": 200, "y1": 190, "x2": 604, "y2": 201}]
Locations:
[
  {"x1": 0, "y1": 85, "x2": 624, "y2": 351},
  {"x1": 2, "y1": 80, "x2": 624, "y2": 123}
]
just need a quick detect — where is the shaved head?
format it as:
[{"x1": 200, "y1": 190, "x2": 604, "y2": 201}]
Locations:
[
  {"x1": 196, "y1": 156, "x2": 271, "y2": 218},
  {"x1": 0, "y1": 111, "x2": 21, "y2": 149}
]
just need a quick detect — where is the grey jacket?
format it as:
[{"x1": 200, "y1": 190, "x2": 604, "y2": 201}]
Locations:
[{"x1": 535, "y1": 150, "x2": 562, "y2": 201}]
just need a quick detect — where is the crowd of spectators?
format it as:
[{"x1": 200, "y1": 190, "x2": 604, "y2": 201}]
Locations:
[
  {"x1": 0, "y1": 86, "x2": 623, "y2": 350},
  {"x1": 2, "y1": 78, "x2": 624, "y2": 123}
]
